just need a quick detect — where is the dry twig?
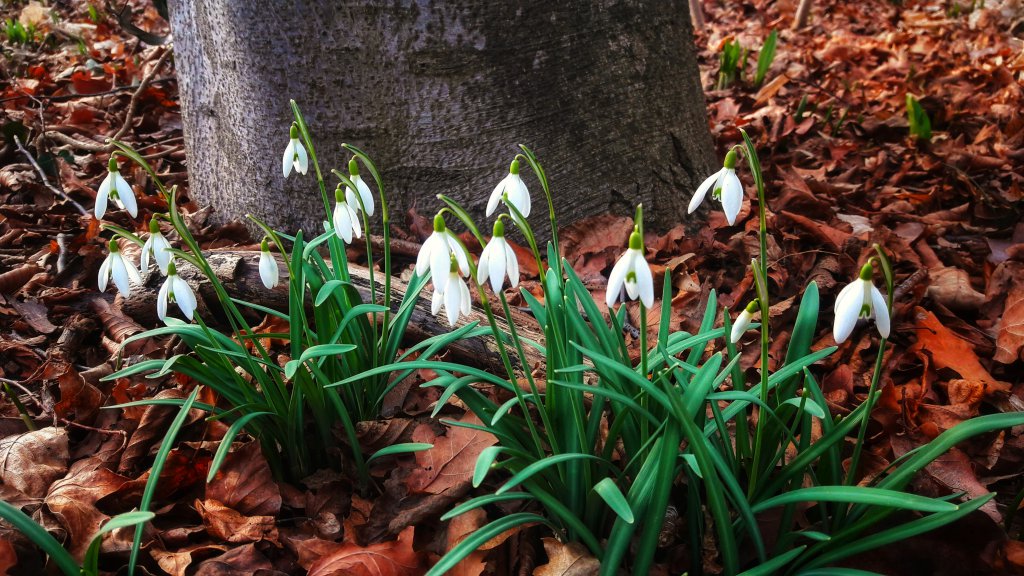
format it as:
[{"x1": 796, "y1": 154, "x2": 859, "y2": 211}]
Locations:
[{"x1": 13, "y1": 135, "x2": 90, "y2": 217}]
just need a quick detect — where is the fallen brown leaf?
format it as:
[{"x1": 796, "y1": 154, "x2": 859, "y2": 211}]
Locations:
[
  {"x1": 195, "y1": 498, "x2": 280, "y2": 545},
  {"x1": 307, "y1": 526, "x2": 424, "y2": 576},
  {"x1": 0, "y1": 427, "x2": 68, "y2": 500},
  {"x1": 407, "y1": 414, "x2": 496, "y2": 495},
  {"x1": 533, "y1": 538, "x2": 599, "y2": 576},
  {"x1": 206, "y1": 440, "x2": 281, "y2": 517}
]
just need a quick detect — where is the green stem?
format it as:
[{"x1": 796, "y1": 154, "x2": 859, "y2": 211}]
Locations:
[{"x1": 845, "y1": 338, "x2": 887, "y2": 485}]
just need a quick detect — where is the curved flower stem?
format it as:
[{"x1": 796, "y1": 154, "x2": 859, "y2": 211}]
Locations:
[
  {"x1": 517, "y1": 145, "x2": 560, "y2": 276},
  {"x1": 845, "y1": 338, "x2": 887, "y2": 485},
  {"x1": 748, "y1": 259, "x2": 771, "y2": 497},
  {"x1": 332, "y1": 169, "x2": 380, "y2": 365},
  {"x1": 289, "y1": 100, "x2": 331, "y2": 218},
  {"x1": 440, "y1": 202, "x2": 548, "y2": 457}
]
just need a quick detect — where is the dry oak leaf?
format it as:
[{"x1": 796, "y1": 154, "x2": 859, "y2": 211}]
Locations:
[
  {"x1": 445, "y1": 508, "x2": 488, "y2": 576},
  {"x1": 307, "y1": 526, "x2": 424, "y2": 576},
  {"x1": 150, "y1": 543, "x2": 229, "y2": 576},
  {"x1": 0, "y1": 426, "x2": 68, "y2": 500},
  {"x1": 533, "y1": 538, "x2": 600, "y2": 576},
  {"x1": 926, "y1": 266, "x2": 986, "y2": 312},
  {"x1": 206, "y1": 440, "x2": 281, "y2": 516},
  {"x1": 909, "y1": 308, "x2": 999, "y2": 385},
  {"x1": 993, "y1": 279, "x2": 1024, "y2": 364},
  {"x1": 195, "y1": 498, "x2": 280, "y2": 546},
  {"x1": 193, "y1": 543, "x2": 273, "y2": 576},
  {"x1": 44, "y1": 458, "x2": 131, "y2": 560},
  {"x1": 407, "y1": 414, "x2": 497, "y2": 495}
]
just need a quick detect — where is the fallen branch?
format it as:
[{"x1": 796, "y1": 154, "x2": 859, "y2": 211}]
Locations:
[
  {"x1": 43, "y1": 46, "x2": 173, "y2": 152},
  {"x1": 119, "y1": 251, "x2": 545, "y2": 375},
  {"x1": 12, "y1": 135, "x2": 90, "y2": 216}
]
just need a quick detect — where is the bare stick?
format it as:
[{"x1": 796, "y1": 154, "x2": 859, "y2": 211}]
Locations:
[
  {"x1": 689, "y1": 0, "x2": 706, "y2": 30},
  {"x1": 13, "y1": 135, "x2": 90, "y2": 217},
  {"x1": 43, "y1": 47, "x2": 173, "y2": 152},
  {"x1": 793, "y1": 0, "x2": 814, "y2": 29}
]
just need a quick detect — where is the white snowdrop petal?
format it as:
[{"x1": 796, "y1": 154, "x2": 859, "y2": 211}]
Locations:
[
  {"x1": 444, "y1": 274, "x2": 461, "y2": 327},
  {"x1": 98, "y1": 255, "x2": 112, "y2": 292},
  {"x1": 832, "y1": 286, "x2": 862, "y2": 344},
  {"x1": 111, "y1": 255, "x2": 131, "y2": 298},
  {"x1": 154, "y1": 236, "x2": 172, "y2": 274},
  {"x1": 688, "y1": 169, "x2": 722, "y2": 214},
  {"x1": 282, "y1": 140, "x2": 295, "y2": 178},
  {"x1": 870, "y1": 285, "x2": 890, "y2": 338},
  {"x1": 833, "y1": 281, "x2": 859, "y2": 314},
  {"x1": 141, "y1": 237, "x2": 153, "y2": 272},
  {"x1": 459, "y1": 278, "x2": 472, "y2": 315},
  {"x1": 95, "y1": 174, "x2": 112, "y2": 219},
  {"x1": 122, "y1": 254, "x2": 143, "y2": 284},
  {"x1": 730, "y1": 310, "x2": 752, "y2": 344},
  {"x1": 429, "y1": 238, "x2": 451, "y2": 293},
  {"x1": 174, "y1": 277, "x2": 197, "y2": 320},
  {"x1": 157, "y1": 279, "x2": 170, "y2": 321},
  {"x1": 605, "y1": 253, "x2": 631, "y2": 308},
  {"x1": 505, "y1": 242, "x2": 519, "y2": 288},
  {"x1": 259, "y1": 252, "x2": 279, "y2": 288},
  {"x1": 349, "y1": 204, "x2": 362, "y2": 239},
  {"x1": 635, "y1": 253, "x2": 655, "y2": 308},
  {"x1": 486, "y1": 177, "x2": 506, "y2": 217},
  {"x1": 295, "y1": 141, "x2": 309, "y2": 175},
  {"x1": 488, "y1": 242, "x2": 506, "y2": 293},
  {"x1": 720, "y1": 170, "x2": 743, "y2": 226},
  {"x1": 431, "y1": 289, "x2": 443, "y2": 315},
  {"x1": 356, "y1": 177, "x2": 375, "y2": 216},
  {"x1": 115, "y1": 174, "x2": 138, "y2": 218},
  {"x1": 447, "y1": 233, "x2": 470, "y2": 277},
  {"x1": 476, "y1": 243, "x2": 492, "y2": 287}
]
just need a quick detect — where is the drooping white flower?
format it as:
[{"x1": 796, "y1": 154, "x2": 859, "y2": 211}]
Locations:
[
  {"x1": 331, "y1": 186, "x2": 362, "y2": 244},
  {"x1": 98, "y1": 239, "x2": 143, "y2": 298},
  {"x1": 415, "y1": 214, "x2": 470, "y2": 293},
  {"x1": 477, "y1": 219, "x2": 520, "y2": 294},
  {"x1": 688, "y1": 149, "x2": 743, "y2": 226},
  {"x1": 157, "y1": 261, "x2": 198, "y2": 322},
  {"x1": 95, "y1": 157, "x2": 138, "y2": 219},
  {"x1": 282, "y1": 123, "x2": 308, "y2": 178},
  {"x1": 730, "y1": 300, "x2": 760, "y2": 344},
  {"x1": 140, "y1": 218, "x2": 173, "y2": 275},
  {"x1": 486, "y1": 159, "x2": 531, "y2": 218},
  {"x1": 833, "y1": 262, "x2": 890, "y2": 344},
  {"x1": 605, "y1": 229, "x2": 654, "y2": 309},
  {"x1": 345, "y1": 157, "x2": 375, "y2": 216},
  {"x1": 431, "y1": 257, "x2": 472, "y2": 327},
  {"x1": 258, "y1": 238, "x2": 279, "y2": 289}
]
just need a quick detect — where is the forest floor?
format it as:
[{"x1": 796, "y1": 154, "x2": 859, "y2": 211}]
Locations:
[{"x1": 1, "y1": 0, "x2": 1024, "y2": 574}]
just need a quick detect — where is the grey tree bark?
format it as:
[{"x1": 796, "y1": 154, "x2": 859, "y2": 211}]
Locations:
[{"x1": 169, "y1": 1, "x2": 715, "y2": 238}]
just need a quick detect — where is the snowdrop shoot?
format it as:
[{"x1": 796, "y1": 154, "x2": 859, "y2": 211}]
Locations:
[
  {"x1": 833, "y1": 260, "x2": 890, "y2": 344},
  {"x1": 431, "y1": 255, "x2": 472, "y2": 328},
  {"x1": 332, "y1": 185, "x2": 362, "y2": 243},
  {"x1": 477, "y1": 218, "x2": 520, "y2": 294},
  {"x1": 158, "y1": 261, "x2": 198, "y2": 322},
  {"x1": 486, "y1": 159, "x2": 531, "y2": 218},
  {"x1": 258, "y1": 238, "x2": 279, "y2": 289},
  {"x1": 95, "y1": 156, "x2": 138, "y2": 219},
  {"x1": 606, "y1": 227, "x2": 654, "y2": 309},
  {"x1": 688, "y1": 149, "x2": 743, "y2": 226},
  {"x1": 730, "y1": 300, "x2": 760, "y2": 344},
  {"x1": 345, "y1": 157, "x2": 375, "y2": 216},
  {"x1": 282, "y1": 123, "x2": 308, "y2": 178},
  {"x1": 98, "y1": 239, "x2": 142, "y2": 298},
  {"x1": 141, "y1": 217, "x2": 173, "y2": 275},
  {"x1": 415, "y1": 213, "x2": 469, "y2": 293}
]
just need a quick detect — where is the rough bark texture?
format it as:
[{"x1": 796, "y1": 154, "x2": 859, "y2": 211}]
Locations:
[{"x1": 169, "y1": 1, "x2": 715, "y2": 238}]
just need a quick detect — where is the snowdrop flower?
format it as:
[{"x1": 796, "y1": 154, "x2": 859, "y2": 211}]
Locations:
[
  {"x1": 477, "y1": 219, "x2": 520, "y2": 294},
  {"x1": 605, "y1": 228, "x2": 654, "y2": 308},
  {"x1": 730, "y1": 300, "x2": 760, "y2": 344},
  {"x1": 140, "y1": 217, "x2": 173, "y2": 275},
  {"x1": 415, "y1": 213, "x2": 470, "y2": 293},
  {"x1": 431, "y1": 256, "x2": 472, "y2": 327},
  {"x1": 95, "y1": 157, "x2": 138, "y2": 219},
  {"x1": 158, "y1": 261, "x2": 198, "y2": 322},
  {"x1": 486, "y1": 159, "x2": 531, "y2": 218},
  {"x1": 345, "y1": 157, "x2": 375, "y2": 216},
  {"x1": 98, "y1": 239, "x2": 142, "y2": 298},
  {"x1": 332, "y1": 186, "x2": 362, "y2": 244},
  {"x1": 833, "y1": 262, "x2": 890, "y2": 344},
  {"x1": 688, "y1": 149, "x2": 743, "y2": 226},
  {"x1": 258, "y1": 238, "x2": 279, "y2": 289},
  {"x1": 282, "y1": 123, "x2": 308, "y2": 178}
]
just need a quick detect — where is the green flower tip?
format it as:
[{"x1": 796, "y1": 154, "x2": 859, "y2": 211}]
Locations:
[
  {"x1": 108, "y1": 239, "x2": 119, "y2": 252},
  {"x1": 335, "y1": 185, "x2": 345, "y2": 202},
  {"x1": 493, "y1": 218, "x2": 505, "y2": 238},
  {"x1": 628, "y1": 230, "x2": 643, "y2": 250},
  {"x1": 261, "y1": 238, "x2": 270, "y2": 252},
  {"x1": 859, "y1": 261, "x2": 874, "y2": 281},
  {"x1": 449, "y1": 253, "x2": 459, "y2": 273},
  {"x1": 167, "y1": 260, "x2": 177, "y2": 276},
  {"x1": 107, "y1": 156, "x2": 118, "y2": 172},
  {"x1": 289, "y1": 123, "x2": 299, "y2": 139},
  {"x1": 745, "y1": 300, "x2": 760, "y2": 313},
  {"x1": 509, "y1": 159, "x2": 520, "y2": 175},
  {"x1": 724, "y1": 149, "x2": 738, "y2": 169},
  {"x1": 433, "y1": 213, "x2": 446, "y2": 232},
  {"x1": 348, "y1": 156, "x2": 360, "y2": 176},
  {"x1": 148, "y1": 218, "x2": 160, "y2": 233}
]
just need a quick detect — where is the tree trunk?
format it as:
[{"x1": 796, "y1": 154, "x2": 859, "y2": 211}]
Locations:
[{"x1": 169, "y1": 1, "x2": 715, "y2": 238}]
